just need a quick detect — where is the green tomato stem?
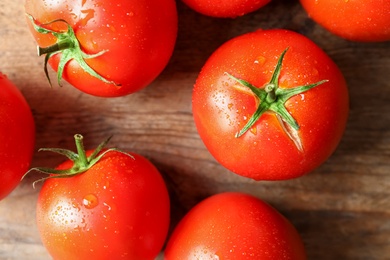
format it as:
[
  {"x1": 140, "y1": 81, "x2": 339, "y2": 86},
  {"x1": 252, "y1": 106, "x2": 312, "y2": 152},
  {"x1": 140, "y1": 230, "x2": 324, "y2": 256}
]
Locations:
[
  {"x1": 74, "y1": 134, "x2": 89, "y2": 168},
  {"x1": 38, "y1": 39, "x2": 73, "y2": 56},
  {"x1": 265, "y1": 83, "x2": 276, "y2": 103}
]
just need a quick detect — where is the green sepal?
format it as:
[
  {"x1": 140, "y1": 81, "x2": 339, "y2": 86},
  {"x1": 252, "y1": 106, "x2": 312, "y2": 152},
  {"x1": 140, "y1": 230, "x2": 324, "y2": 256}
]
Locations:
[
  {"x1": 23, "y1": 134, "x2": 133, "y2": 188},
  {"x1": 227, "y1": 47, "x2": 328, "y2": 146},
  {"x1": 26, "y1": 14, "x2": 119, "y2": 87}
]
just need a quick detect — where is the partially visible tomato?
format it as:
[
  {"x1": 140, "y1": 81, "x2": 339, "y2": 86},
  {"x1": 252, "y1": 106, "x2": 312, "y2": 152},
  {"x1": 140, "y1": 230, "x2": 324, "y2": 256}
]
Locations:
[
  {"x1": 164, "y1": 192, "x2": 306, "y2": 259},
  {"x1": 0, "y1": 73, "x2": 35, "y2": 200},
  {"x1": 300, "y1": 0, "x2": 390, "y2": 42},
  {"x1": 192, "y1": 29, "x2": 349, "y2": 180},
  {"x1": 25, "y1": 0, "x2": 178, "y2": 97},
  {"x1": 33, "y1": 135, "x2": 170, "y2": 260},
  {"x1": 181, "y1": 0, "x2": 270, "y2": 18}
]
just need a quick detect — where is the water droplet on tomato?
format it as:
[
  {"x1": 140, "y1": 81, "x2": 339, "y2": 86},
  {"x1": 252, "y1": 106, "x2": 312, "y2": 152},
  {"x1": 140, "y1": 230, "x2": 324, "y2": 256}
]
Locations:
[
  {"x1": 250, "y1": 127, "x2": 257, "y2": 135},
  {"x1": 103, "y1": 181, "x2": 110, "y2": 190},
  {"x1": 254, "y1": 55, "x2": 266, "y2": 65},
  {"x1": 71, "y1": 201, "x2": 81, "y2": 212},
  {"x1": 83, "y1": 194, "x2": 98, "y2": 209},
  {"x1": 70, "y1": 12, "x2": 78, "y2": 20},
  {"x1": 106, "y1": 24, "x2": 116, "y2": 32}
]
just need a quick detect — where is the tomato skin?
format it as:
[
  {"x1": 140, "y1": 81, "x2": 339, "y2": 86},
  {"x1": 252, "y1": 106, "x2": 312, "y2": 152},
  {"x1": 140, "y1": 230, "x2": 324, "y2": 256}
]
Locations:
[
  {"x1": 36, "y1": 151, "x2": 170, "y2": 260},
  {"x1": 0, "y1": 73, "x2": 35, "y2": 200},
  {"x1": 181, "y1": 0, "x2": 271, "y2": 18},
  {"x1": 192, "y1": 29, "x2": 349, "y2": 180},
  {"x1": 25, "y1": 0, "x2": 178, "y2": 97},
  {"x1": 300, "y1": 0, "x2": 390, "y2": 42},
  {"x1": 164, "y1": 192, "x2": 306, "y2": 260}
]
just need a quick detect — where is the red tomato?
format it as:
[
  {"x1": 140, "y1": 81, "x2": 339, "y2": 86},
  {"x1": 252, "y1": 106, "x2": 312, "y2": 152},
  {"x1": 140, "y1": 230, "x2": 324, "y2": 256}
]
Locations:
[
  {"x1": 192, "y1": 29, "x2": 349, "y2": 180},
  {"x1": 181, "y1": 0, "x2": 270, "y2": 18},
  {"x1": 300, "y1": 0, "x2": 390, "y2": 42},
  {"x1": 25, "y1": 0, "x2": 177, "y2": 97},
  {"x1": 164, "y1": 192, "x2": 306, "y2": 259},
  {"x1": 0, "y1": 73, "x2": 35, "y2": 200},
  {"x1": 34, "y1": 135, "x2": 170, "y2": 260}
]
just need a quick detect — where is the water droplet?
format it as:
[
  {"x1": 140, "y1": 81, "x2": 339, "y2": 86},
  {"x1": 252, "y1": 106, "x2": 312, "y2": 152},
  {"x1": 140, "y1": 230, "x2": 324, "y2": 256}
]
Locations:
[
  {"x1": 107, "y1": 24, "x2": 116, "y2": 32},
  {"x1": 70, "y1": 12, "x2": 78, "y2": 20},
  {"x1": 92, "y1": 40, "x2": 98, "y2": 49},
  {"x1": 71, "y1": 202, "x2": 81, "y2": 212},
  {"x1": 103, "y1": 202, "x2": 112, "y2": 211},
  {"x1": 254, "y1": 55, "x2": 266, "y2": 65},
  {"x1": 250, "y1": 127, "x2": 257, "y2": 135},
  {"x1": 103, "y1": 181, "x2": 110, "y2": 190},
  {"x1": 83, "y1": 194, "x2": 99, "y2": 209}
]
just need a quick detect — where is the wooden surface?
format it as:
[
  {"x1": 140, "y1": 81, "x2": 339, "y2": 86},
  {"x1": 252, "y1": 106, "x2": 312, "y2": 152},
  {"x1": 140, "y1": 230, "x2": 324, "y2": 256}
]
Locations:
[{"x1": 1, "y1": 0, "x2": 390, "y2": 259}]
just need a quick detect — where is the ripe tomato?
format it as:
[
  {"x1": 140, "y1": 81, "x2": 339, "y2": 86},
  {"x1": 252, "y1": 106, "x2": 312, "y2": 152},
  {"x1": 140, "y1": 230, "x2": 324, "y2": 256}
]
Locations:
[
  {"x1": 25, "y1": 0, "x2": 177, "y2": 97},
  {"x1": 0, "y1": 73, "x2": 35, "y2": 200},
  {"x1": 181, "y1": 0, "x2": 270, "y2": 18},
  {"x1": 192, "y1": 29, "x2": 349, "y2": 180},
  {"x1": 164, "y1": 192, "x2": 306, "y2": 259},
  {"x1": 300, "y1": 0, "x2": 390, "y2": 42},
  {"x1": 33, "y1": 135, "x2": 170, "y2": 260}
]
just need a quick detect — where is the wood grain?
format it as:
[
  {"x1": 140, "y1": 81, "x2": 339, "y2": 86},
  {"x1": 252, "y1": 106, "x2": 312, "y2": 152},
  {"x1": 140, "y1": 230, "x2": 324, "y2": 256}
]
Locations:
[{"x1": 1, "y1": 0, "x2": 390, "y2": 259}]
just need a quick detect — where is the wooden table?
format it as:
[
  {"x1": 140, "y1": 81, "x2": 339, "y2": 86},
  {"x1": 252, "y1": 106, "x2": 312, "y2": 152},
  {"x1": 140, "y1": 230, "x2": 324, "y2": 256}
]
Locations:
[{"x1": 1, "y1": 0, "x2": 389, "y2": 259}]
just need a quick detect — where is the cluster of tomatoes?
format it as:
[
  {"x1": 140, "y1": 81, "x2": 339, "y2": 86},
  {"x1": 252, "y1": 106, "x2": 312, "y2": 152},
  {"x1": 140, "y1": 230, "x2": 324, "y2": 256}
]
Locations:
[{"x1": 1, "y1": 0, "x2": 389, "y2": 259}]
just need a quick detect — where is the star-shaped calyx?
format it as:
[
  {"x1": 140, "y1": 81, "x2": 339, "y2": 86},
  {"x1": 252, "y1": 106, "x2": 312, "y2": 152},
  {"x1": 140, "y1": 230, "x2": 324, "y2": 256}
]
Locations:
[
  {"x1": 227, "y1": 48, "x2": 328, "y2": 151},
  {"x1": 23, "y1": 134, "x2": 132, "y2": 188},
  {"x1": 27, "y1": 14, "x2": 119, "y2": 87}
]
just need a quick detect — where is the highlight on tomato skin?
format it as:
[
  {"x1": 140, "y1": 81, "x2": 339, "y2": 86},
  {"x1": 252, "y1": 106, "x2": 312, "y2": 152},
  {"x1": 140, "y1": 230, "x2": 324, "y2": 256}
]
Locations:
[
  {"x1": 181, "y1": 0, "x2": 271, "y2": 18},
  {"x1": 192, "y1": 29, "x2": 349, "y2": 181},
  {"x1": 164, "y1": 192, "x2": 307, "y2": 260},
  {"x1": 300, "y1": 0, "x2": 390, "y2": 42},
  {"x1": 25, "y1": 0, "x2": 178, "y2": 97},
  {"x1": 0, "y1": 72, "x2": 35, "y2": 201}
]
